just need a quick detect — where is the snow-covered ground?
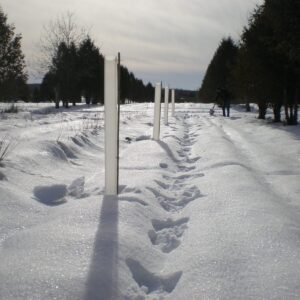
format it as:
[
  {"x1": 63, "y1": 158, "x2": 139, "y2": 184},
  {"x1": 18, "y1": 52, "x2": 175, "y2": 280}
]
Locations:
[{"x1": 0, "y1": 102, "x2": 300, "y2": 300}]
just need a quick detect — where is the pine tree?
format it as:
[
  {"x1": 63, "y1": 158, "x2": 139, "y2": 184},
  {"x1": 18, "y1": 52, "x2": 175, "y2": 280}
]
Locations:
[
  {"x1": 264, "y1": 0, "x2": 300, "y2": 124},
  {"x1": 232, "y1": 0, "x2": 299, "y2": 123},
  {"x1": 199, "y1": 37, "x2": 238, "y2": 102},
  {"x1": 78, "y1": 37, "x2": 104, "y2": 105},
  {"x1": 0, "y1": 6, "x2": 27, "y2": 101},
  {"x1": 234, "y1": 5, "x2": 283, "y2": 120},
  {"x1": 40, "y1": 71, "x2": 56, "y2": 103},
  {"x1": 41, "y1": 32, "x2": 153, "y2": 107},
  {"x1": 50, "y1": 41, "x2": 81, "y2": 108}
]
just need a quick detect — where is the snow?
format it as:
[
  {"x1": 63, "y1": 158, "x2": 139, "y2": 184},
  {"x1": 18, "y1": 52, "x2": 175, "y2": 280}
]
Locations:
[{"x1": 0, "y1": 102, "x2": 300, "y2": 299}]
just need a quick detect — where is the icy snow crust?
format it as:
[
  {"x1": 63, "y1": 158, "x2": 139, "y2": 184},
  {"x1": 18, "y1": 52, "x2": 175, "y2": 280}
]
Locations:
[{"x1": 0, "y1": 103, "x2": 300, "y2": 299}]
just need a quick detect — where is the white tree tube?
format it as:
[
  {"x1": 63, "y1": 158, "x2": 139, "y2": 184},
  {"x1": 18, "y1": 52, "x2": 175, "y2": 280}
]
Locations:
[
  {"x1": 171, "y1": 89, "x2": 175, "y2": 117},
  {"x1": 153, "y1": 82, "x2": 162, "y2": 140},
  {"x1": 105, "y1": 56, "x2": 118, "y2": 196},
  {"x1": 164, "y1": 86, "x2": 169, "y2": 125}
]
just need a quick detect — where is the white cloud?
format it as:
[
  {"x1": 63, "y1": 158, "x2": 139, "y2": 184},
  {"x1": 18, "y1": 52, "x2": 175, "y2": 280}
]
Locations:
[{"x1": 1, "y1": 0, "x2": 263, "y2": 89}]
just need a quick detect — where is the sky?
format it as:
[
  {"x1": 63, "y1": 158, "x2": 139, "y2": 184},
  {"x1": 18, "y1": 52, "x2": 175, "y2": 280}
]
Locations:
[{"x1": 1, "y1": 0, "x2": 263, "y2": 90}]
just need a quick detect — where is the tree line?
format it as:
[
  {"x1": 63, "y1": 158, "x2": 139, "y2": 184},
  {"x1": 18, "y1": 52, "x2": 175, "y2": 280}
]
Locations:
[
  {"x1": 0, "y1": 7, "x2": 154, "y2": 106},
  {"x1": 199, "y1": 0, "x2": 299, "y2": 125},
  {"x1": 41, "y1": 37, "x2": 154, "y2": 107}
]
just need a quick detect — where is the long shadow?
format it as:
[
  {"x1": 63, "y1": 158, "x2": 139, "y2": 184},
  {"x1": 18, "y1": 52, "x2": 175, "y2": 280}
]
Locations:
[
  {"x1": 84, "y1": 195, "x2": 119, "y2": 300},
  {"x1": 157, "y1": 141, "x2": 180, "y2": 163}
]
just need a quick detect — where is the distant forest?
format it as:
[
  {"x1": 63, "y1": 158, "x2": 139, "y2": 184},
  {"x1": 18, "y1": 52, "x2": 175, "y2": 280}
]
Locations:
[
  {"x1": 39, "y1": 36, "x2": 156, "y2": 108},
  {"x1": 199, "y1": 0, "x2": 299, "y2": 124},
  {"x1": 1, "y1": 0, "x2": 299, "y2": 123},
  {"x1": 0, "y1": 9, "x2": 155, "y2": 106}
]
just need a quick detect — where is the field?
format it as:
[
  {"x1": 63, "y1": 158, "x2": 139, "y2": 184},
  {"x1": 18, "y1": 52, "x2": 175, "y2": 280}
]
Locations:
[{"x1": 1, "y1": 102, "x2": 300, "y2": 299}]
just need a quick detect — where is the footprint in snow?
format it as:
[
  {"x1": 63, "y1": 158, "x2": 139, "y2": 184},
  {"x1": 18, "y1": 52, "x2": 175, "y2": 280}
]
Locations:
[
  {"x1": 154, "y1": 180, "x2": 170, "y2": 190},
  {"x1": 177, "y1": 152, "x2": 187, "y2": 158},
  {"x1": 118, "y1": 196, "x2": 148, "y2": 206},
  {"x1": 126, "y1": 258, "x2": 182, "y2": 296},
  {"x1": 177, "y1": 165, "x2": 196, "y2": 172},
  {"x1": 162, "y1": 173, "x2": 204, "y2": 181},
  {"x1": 183, "y1": 147, "x2": 191, "y2": 153},
  {"x1": 159, "y1": 163, "x2": 168, "y2": 169},
  {"x1": 185, "y1": 156, "x2": 201, "y2": 164},
  {"x1": 147, "y1": 186, "x2": 202, "y2": 212},
  {"x1": 155, "y1": 179, "x2": 185, "y2": 192},
  {"x1": 118, "y1": 186, "x2": 147, "y2": 206},
  {"x1": 148, "y1": 217, "x2": 189, "y2": 253}
]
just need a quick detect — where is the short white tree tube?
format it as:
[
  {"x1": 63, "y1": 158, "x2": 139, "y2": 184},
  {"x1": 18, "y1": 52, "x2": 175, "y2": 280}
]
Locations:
[
  {"x1": 164, "y1": 86, "x2": 169, "y2": 125},
  {"x1": 153, "y1": 82, "x2": 162, "y2": 140},
  {"x1": 171, "y1": 89, "x2": 175, "y2": 117},
  {"x1": 105, "y1": 56, "x2": 118, "y2": 196}
]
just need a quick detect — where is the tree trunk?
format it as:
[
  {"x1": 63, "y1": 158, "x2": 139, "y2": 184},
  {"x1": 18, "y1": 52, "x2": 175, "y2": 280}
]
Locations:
[
  {"x1": 284, "y1": 66, "x2": 289, "y2": 123},
  {"x1": 273, "y1": 102, "x2": 282, "y2": 122},
  {"x1": 293, "y1": 87, "x2": 298, "y2": 125},
  {"x1": 54, "y1": 88, "x2": 59, "y2": 109},
  {"x1": 245, "y1": 100, "x2": 251, "y2": 112},
  {"x1": 92, "y1": 97, "x2": 98, "y2": 105},
  {"x1": 258, "y1": 102, "x2": 267, "y2": 119}
]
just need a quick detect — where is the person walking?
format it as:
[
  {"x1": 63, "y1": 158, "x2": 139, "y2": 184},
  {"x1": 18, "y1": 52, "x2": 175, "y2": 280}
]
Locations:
[{"x1": 215, "y1": 87, "x2": 231, "y2": 117}]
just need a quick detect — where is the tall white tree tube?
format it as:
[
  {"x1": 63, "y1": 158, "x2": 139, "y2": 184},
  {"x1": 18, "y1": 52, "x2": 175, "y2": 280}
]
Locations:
[
  {"x1": 171, "y1": 89, "x2": 175, "y2": 117},
  {"x1": 153, "y1": 82, "x2": 162, "y2": 140},
  {"x1": 164, "y1": 86, "x2": 169, "y2": 125},
  {"x1": 105, "y1": 56, "x2": 118, "y2": 196}
]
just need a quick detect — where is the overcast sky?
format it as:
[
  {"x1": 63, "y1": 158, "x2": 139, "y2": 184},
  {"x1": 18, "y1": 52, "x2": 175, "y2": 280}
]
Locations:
[{"x1": 2, "y1": 0, "x2": 263, "y2": 90}]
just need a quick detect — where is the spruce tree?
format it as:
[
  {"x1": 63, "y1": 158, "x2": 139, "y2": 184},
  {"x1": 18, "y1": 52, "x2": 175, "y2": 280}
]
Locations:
[
  {"x1": 78, "y1": 37, "x2": 104, "y2": 105},
  {"x1": 264, "y1": 0, "x2": 300, "y2": 124},
  {"x1": 199, "y1": 37, "x2": 238, "y2": 102},
  {"x1": 234, "y1": 6, "x2": 283, "y2": 120},
  {"x1": 0, "y1": 6, "x2": 27, "y2": 101}
]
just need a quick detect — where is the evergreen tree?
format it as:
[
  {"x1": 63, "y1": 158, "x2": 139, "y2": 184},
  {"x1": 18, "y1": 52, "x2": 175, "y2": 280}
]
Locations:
[
  {"x1": 264, "y1": 0, "x2": 300, "y2": 124},
  {"x1": 41, "y1": 34, "x2": 154, "y2": 107},
  {"x1": 199, "y1": 37, "x2": 238, "y2": 102},
  {"x1": 0, "y1": 6, "x2": 28, "y2": 101},
  {"x1": 145, "y1": 82, "x2": 155, "y2": 102},
  {"x1": 232, "y1": 0, "x2": 299, "y2": 123},
  {"x1": 78, "y1": 37, "x2": 104, "y2": 105},
  {"x1": 234, "y1": 6, "x2": 283, "y2": 120},
  {"x1": 120, "y1": 66, "x2": 130, "y2": 103},
  {"x1": 119, "y1": 66, "x2": 154, "y2": 103},
  {"x1": 40, "y1": 71, "x2": 57, "y2": 103},
  {"x1": 50, "y1": 41, "x2": 81, "y2": 108}
]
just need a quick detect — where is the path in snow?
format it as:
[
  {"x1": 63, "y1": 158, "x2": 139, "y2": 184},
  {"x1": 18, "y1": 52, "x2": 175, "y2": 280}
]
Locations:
[
  {"x1": 1, "y1": 103, "x2": 300, "y2": 300},
  {"x1": 120, "y1": 107, "x2": 300, "y2": 299}
]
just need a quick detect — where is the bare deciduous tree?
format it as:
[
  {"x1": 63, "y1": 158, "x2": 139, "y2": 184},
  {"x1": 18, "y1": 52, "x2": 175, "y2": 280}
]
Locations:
[{"x1": 38, "y1": 12, "x2": 88, "y2": 73}]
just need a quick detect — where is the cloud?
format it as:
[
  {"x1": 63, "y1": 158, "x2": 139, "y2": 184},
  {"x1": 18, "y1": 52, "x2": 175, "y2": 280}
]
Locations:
[{"x1": 1, "y1": 0, "x2": 263, "y2": 89}]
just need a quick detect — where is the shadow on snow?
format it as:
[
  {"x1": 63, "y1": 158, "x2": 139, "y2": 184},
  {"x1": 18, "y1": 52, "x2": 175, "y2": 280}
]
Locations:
[{"x1": 84, "y1": 195, "x2": 119, "y2": 300}]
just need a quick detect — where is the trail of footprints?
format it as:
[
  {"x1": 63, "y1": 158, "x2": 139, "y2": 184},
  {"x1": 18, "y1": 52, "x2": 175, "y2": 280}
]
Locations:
[{"x1": 125, "y1": 115, "x2": 204, "y2": 298}]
